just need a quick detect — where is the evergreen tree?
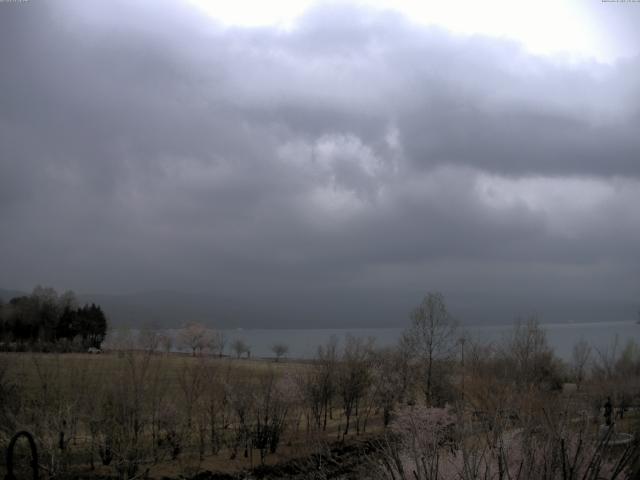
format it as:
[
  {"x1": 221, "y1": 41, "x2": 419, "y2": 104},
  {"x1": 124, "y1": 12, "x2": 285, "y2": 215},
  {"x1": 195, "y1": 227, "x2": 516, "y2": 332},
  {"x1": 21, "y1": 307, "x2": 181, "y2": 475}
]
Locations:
[{"x1": 0, "y1": 288, "x2": 108, "y2": 350}]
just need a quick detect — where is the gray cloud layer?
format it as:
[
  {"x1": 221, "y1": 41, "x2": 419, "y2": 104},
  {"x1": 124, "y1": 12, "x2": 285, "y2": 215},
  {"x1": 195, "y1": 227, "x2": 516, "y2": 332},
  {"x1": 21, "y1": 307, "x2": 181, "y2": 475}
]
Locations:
[{"x1": 1, "y1": 0, "x2": 639, "y2": 326}]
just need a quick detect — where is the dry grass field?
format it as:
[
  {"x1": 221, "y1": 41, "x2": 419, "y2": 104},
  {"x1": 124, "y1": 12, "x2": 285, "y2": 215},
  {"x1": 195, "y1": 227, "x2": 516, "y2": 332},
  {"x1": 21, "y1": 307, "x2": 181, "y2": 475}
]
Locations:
[{"x1": 0, "y1": 350, "x2": 384, "y2": 479}]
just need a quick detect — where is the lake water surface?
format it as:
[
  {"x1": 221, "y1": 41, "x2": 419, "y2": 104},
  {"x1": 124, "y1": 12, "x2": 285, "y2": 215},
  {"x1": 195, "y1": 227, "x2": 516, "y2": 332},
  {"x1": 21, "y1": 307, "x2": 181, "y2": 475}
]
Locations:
[{"x1": 210, "y1": 321, "x2": 640, "y2": 361}]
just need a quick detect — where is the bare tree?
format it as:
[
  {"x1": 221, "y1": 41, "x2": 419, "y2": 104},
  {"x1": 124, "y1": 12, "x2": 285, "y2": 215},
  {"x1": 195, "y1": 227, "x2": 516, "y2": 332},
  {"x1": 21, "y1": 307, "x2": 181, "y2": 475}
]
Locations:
[
  {"x1": 137, "y1": 325, "x2": 160, "y2": 353},
  {"x1": 207, "y1": 331, "x2": 226, "y2": 357},
  {"x1": 370, "y1": 346, "x2": 412, "y2": 427},
  {"x1": 231, "y1": 339, "x2": 249, "y2": 359},
  {"x1": 252, "y1": 370, "x2": 293, "y2": 463},
  {"x1": 59, "y1": 290, "x2": 78, "y2": 311},
  {"x1": 91, "y1": 349, "x2": 155, "y2": 478},
  {"x1": 616, "y1": 338, "x2": 640, "y2": 376},
  {"x1": 0, "y1": 356, "x2": 18, "y2": 436},
  {"x1": 201, "y1": 360, "x2": 228, "y2": 455},
  {"x1": 317, "y1": 336, "x2": 338, "y2": 430},
  {"x1": 179, "y1": 323, "x2": 210, "y2": 356},
  {"x1": 593, "y1": 334, "x2": 620, "y2": 380},
  {"x1": 227, "y1": 373, "x2": 255, "y2": 461},
  {"x1": 158, "y1": 333, "x2": 174, "y2": 355},
  {"x1": 176, "y1": 358, "x2": 205, "y2": 430},
  {"x1": 298, "y1": 336, "x2": 338, "y2": 432},
  {"x1": 572, "y1": 338, "x2": 592, "y2": 387},
  {"x1": 337, "y1": 335, "x2": 374, "y2": 436},
  {"x1": 502, "y1": 316, "x2": 558, "y2": 388},
  {"x1": 404, "y1": 292, "x2": 457, "y2": 405},
  {"x1": 271, "y1": 343, "x2": 289, "y2": 362},
  {"x1": 146, "y1": 355, "x2": 170, "y2": 463}
]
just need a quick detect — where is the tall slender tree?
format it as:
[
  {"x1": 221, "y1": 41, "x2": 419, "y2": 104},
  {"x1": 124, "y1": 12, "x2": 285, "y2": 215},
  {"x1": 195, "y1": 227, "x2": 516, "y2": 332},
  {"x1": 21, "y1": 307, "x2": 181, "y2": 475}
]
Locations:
[{"x1": 404, "y1": 292, "x2": 457, "y2": 405}]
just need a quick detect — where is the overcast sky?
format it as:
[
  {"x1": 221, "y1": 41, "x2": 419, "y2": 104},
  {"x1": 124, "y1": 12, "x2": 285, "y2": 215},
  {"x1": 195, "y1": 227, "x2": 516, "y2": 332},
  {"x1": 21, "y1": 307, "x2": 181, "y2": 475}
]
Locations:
[{"x1": 1, "y1": 0, "x2": 639, "y2": 327}]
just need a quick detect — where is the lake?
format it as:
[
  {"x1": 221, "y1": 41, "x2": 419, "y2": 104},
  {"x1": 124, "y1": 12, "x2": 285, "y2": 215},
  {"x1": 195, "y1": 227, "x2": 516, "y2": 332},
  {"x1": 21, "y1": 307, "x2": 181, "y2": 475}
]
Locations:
[{"x1": 204, "y1": 321, "x2": 640, "y2": 361}]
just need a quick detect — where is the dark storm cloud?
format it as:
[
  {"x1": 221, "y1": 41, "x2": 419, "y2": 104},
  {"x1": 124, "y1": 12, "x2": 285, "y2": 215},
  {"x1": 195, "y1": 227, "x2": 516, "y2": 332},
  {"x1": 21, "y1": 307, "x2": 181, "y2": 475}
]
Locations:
[{"x1": 0, "y1": 0, "x2": 638, "y2": 326}]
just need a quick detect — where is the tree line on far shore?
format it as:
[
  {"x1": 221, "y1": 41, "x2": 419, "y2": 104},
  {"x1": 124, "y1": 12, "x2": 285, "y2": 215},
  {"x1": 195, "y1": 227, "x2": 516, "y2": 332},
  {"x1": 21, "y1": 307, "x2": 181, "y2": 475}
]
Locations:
[
  {"x1": 108, "y1": 322, "x2": 291, "y2": 362},
  {"x1": 0, "y1": 286, "x2": 107, "y2": 351}
]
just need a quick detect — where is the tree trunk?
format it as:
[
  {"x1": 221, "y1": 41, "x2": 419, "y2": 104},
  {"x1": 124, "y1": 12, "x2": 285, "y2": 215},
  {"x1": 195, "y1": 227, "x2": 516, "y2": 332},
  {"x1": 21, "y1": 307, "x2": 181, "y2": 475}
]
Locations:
[{"x1": 426, "y1": 353, "x2": 433, "y2": 405}]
